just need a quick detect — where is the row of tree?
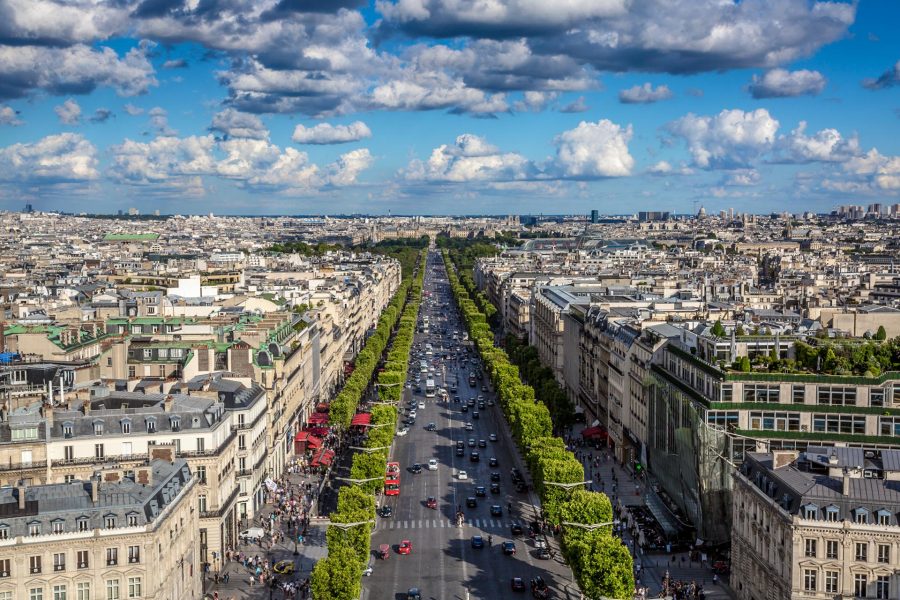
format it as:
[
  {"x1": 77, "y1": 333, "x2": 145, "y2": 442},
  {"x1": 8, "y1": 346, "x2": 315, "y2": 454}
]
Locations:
[
  {"x1": 505, "y1": 336, "x2": 577, "y2": 428},
  {"x1": 311, "y1": 249, "x2": 426, "y2": 600},
  {"x1": 443, "y1": 248, "x2": 635, "y2": 600}
]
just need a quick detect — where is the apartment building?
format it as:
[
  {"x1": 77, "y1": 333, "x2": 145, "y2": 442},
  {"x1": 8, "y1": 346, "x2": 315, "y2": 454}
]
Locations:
[
  {"x1": 732, "y1": 448, "x2": 900, "y2": 600},
  {"x1": 0, "y1": 459, "x2": 200, "y2": 600}
]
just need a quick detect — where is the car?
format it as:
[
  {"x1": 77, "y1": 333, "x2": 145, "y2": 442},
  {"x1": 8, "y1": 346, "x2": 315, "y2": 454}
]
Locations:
[
  {"x1": 490, "y1": 472, "x2": 501, "y2": 482},
  {"x1": 427, "y1": 459, "x2": 438, "y2": 471},
  {"x1": 425, "y1": 422, "x2": 436, "y2": 431},
  {"x1": 408, "y1": 400, "x2": 418, "y2": 407},
  {"x1": 397, "y1": 427, "x2": 409, "y2": 437},
  {"x1": 426, "y1": 496, "x2": 437, "y2": 509},
  {"x1": 475, "y1": 486, "x2": 486, "y2": 497},
  {"x1": 461, "y1": 405, "x2": 468, "y2": 413},
  {"x1": 478, "y1": 439, "x2": 487, "y2": 447},
  {"x1": 490, "y1": 482, "x2": 501, "y2": 494},
  {"x1": 466, "y1": 497, "x2": 477, "y2": 508},
  {"x1": 408, "y1": 410, "x2": 417, "y2": 419},
  {"x1": 415, "y1": 385, "x2": 422, "y2": 393},
  {"x1": 470, "y1": 452, "x2": 480, "y2": 462},
  {"x1": 403, "y1": 417, "x2": 415, "y2": 426},
  {"x1": 511, "y1": 577, "x2": 526, "y2": 592},
  {"x1": 465, "y1": 423, "x2": 474, "y2": 431},
  {"x1": 534, "y1": 539, "x2": 548, "y2": 550},
  {"x1": 489, "y1": 457, "x2": 498, "y2": 467},
  {"x1": 457, "y1": 470, "x2": 468, "y2": 480},
  {"x1": 407, "y1": 588, "x2": 421, "y2": 600},
  {"x1": 488, "y1": 399, "x2": 495, "y2": 406},
  {"x1": 456, "y1": 440, "x2": 464, "y2": 448},
  {"x1": 409, "y1": 464, "x2": 423, "y2": 474},
  {"x1": 467, "y1": 399, "x2": 475, "y2": 406},
  {"x1": 379, "y1": 506, "x2": 393, "y2": 518},
  {"x1": 490, "y1": 504, "x2": 503, "y2": 517},
  {"x1": 471, "y1": 535, "x2": 485, "y2": 549},
  {"x1": 418, "y1": 401, "x2": 425, "y2": 409},
  {"x1": 502, "y1": 541, "x2": 517, "y2": 555},
  {"x1": 468, "y1": 438, "x2": 476, "y2": 447},
  {"x1": 273, "y1": 560, "x2": 295, "y2": 574},
  {"x1": 511, "y1": 523, "x2": 524, "y2": 535},
  {"x1": 456, "y1": 447, "x2": 465, "y2": 457},
  {"x1": 531, "y1": 576, "x2": 550, "y2": 598},
  {"x1": 240, "y1": 527, "x2": 265, "y2": 541},
  {"x1": 489, "y1": 433, "x2": 498, "y2": 442},
  {"x1": 511, "y1": 468, "x2": 523, "y2": 482},
  {"x1": 472, "y1": 411, "x2": 479, "y2": 419},
  {"x1": 398, "y1": 540, "x2": 412, "y2": 555},
  {"x1": 536, "y1": 547, "x2": 552, "y2": 560}
]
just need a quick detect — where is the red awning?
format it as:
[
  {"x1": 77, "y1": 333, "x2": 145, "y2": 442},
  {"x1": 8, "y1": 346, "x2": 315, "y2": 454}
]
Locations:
[
  {"x1": 307, "y1": 413, "x2": 329, "y2": 425},
  {"x1": 304, "y1": 426, "x2": 329, "y2": 437},
  {"x1": 351, "y1": 412, "x2": 372, "y2": 426},
  {"x1": 294, "y1": 431, "x2": 310, "y2": 442},
  {"x1": 315, "y1": 403, "x2": 330, "y2": 413},
  {"x1": 581, "y1": 426, "x2": 608, "y2": 439},
  {"x1": 306, "y1": 435, "x2": 323, "y2": 449},
  {"x1": 310, "y1": 447, "x2": 336, "y2": 467}
]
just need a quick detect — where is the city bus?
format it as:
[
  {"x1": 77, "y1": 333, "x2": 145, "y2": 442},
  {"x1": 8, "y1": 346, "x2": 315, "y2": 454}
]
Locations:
[
  {"x1": 385, "y1": 461, "x2": 401, "y2": 496},
  {"x1": 425, "y1": 379, "x2": 436, "y2": 397}
]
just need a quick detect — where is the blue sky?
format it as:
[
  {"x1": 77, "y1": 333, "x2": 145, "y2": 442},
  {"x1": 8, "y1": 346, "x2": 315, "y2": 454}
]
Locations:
[{"x1": 0, "y1": 0, "x2": 898, "y2": 215}]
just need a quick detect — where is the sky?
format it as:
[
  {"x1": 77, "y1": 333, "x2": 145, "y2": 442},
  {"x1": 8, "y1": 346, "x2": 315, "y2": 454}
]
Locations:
[{"x1": 0, "y1": 0, "x2": 898, "y2": 216}]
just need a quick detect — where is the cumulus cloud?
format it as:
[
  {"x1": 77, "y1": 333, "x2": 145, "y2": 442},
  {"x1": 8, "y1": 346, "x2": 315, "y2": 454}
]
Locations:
[
  {"x1": 0, "y1": 105, "x2": 22, "y2": 126},
  {"x1": 405, "y1": 133, "x2": 531, "y2": 182},
  {"x1": 560, "y1": 96, "x2": 588, "y2": 113},
  {"x1": 862, "y1": 60, "x2": 900, "y2": 90},
  {"x1": 748, "y1": 69, "x2": 826, "y2": 98},
  {"x1": 148, "y1": 107, "x2": 176, "y2": 136},
  {"x1": 723, "y1": 169, "x2": 760, "y2": 186},
  {"x1": 666, "y1": 108, "x2": 780, "y2": 168},
  {"x1": 210, "y1": 109, "x2": 268, "y2": 140},
  {"x1": 554, "y1": 120, "x2": 634, "y2": 177},
  {"x1": 0, "y1": 133, "x2": 99, "y2": 182},
  {"x1": 618, "y1": 83, "x2": 672, "y2": 104},
  {"x1": 514, "y1": 91, "x2": 559, "y2": 112},
  {"x1": 89, "y1": 108, "x2": 114, "y2": 123},
  {"x1": 292, "y1": 121, "x2": 372, "y2": 144},
  {"x1": 773, "y1": 121, "x2": 860, "y2": 163},
  {"x1": 648, "y1": 160, "x2": 692, "y2": 176},
  {"x1": 123, "y1": 103, "x2": 145, "y2": 116},
  {"x1": 54, "y1": 99, "x2": 82, "y2": 124},
  {"x1": 162, "y1": 58, "x2": 187, "y2": 69}
]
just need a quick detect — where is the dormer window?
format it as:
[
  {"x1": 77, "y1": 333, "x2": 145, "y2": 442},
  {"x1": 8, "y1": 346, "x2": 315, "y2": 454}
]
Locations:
[
  {"x1": 93, "y1": 421, "x2": 104, "y2": 435},
  {"x1": 146, "y1": 418, "x2": 156, "y2": 434},
  {"x1": 28, "y1": 521, "x2": 41, "y2": 536},
  {"x1": 126, "y1": 513, "x2": 139, "y2": 527},
  {"x1": 0, "y1": 525, "x2": 8, "y2": 540},
  {"x1": 158, "y1": 348, "x2": 168, "y2": 359},
  {"x1": 104, "y1": 515, "x2": 116, "y2": 529},
  {"x1": 51, "y1": 519, "x2": 64, "y2": 534},
  {"x1": 826, "y1": 505, "x2": 840, "y2": 522},
  {"x1": 802, "y1": 504, "x2": 818, "y2": 520},
  {"x1": 854, "y1": 508, "x2": 869, "y2": 524},
  {"x1": 877, "y1": 509, "x2": 891, "y2": 526},
  {"x1": 121, "y1": 419, "x2": 131, "y2": 434},
  {"x1": 62, "y1": 422, "x2": 74, "y2": 438},
  {"x1": 170, "y1": 417, "x2": 181, "y2": 432},
  {"x1": 76, "y1": 517, "x2": 89, "y2": 532}
]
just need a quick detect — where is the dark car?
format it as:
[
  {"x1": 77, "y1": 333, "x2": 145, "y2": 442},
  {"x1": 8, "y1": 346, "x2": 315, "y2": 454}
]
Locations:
[
  {"x1": 472, "y1": 412, "x2": 479, "y2": 419},
  {"x1": 511, "y1": 577, "x2": 526, "y2": 592},
  {"x1": 461, "y1": 405, "x2": 468, "y2": 413},
  {"x1": 490, "y1": 482, "x2": 501, "y2": 494},
  {"x1": 536, "y1": 547, "x2": 552, "y2": 560},
  {"x1": 490, "y1": 472, "x2": 501, "y2": 482},
  {"x1": 467, "y1": 399, "x2": 475, "y2": 406},
  {"x1": 409, "y1": 464, "x2": 423, "y2": 474},
  {"x1": 466, "y1": 497, "x2": 477, "y2": 508},
  {"x1": 490, "y1": 504, "x2": 503, "y2": 517},
  {"x1": 475, "y1": 486, "x2": 486, "y2": 497},
  {"x1": 478, "y1": 402, "x2": 486, "y2": 410},
  {"x1": 403, "y1": 417, "x2": 415, "y2": 426},
  {"x1": 531, "y1": 576, "x2": 550, "y2": 598},
  {"x1": 489, "y1": 457, "x2": 498, "y2": 467},
  {"x1": 511, "y1": 523, "x2": 524, "y2": 536},
  {"x1": 470, "y1": 452, "x2": 480, "y2": 462},
  {"x1": 511, "y1": 468, "x2": 523, "y2": 482},
  {"x1": 502, "y1": 541, "x2": 517, "y2": 555},
  {"x1": 456, "y1": 447, "x2": 465, "y2": 457},
  {"x1": 471, "y1": 535, "x2": 485, "y2": 549},
  {"x1": 478, "y1": 439, "x2": 487, "y2": 448},
  {"x1": 489, "y1": 433, "x2": 498, "y2": 442},
  {"x1": 425, "y1": 422, "x2": 436, "y2": 431},
  {"x1": 426, "y1": 496, "x2": 437, "y2": 509},
  {"x1": 407, "y1": 588, "x2": 421, "y2": 600},
  {"x1": 379, "y1": 506, "x2": 393, "y2": 518}
]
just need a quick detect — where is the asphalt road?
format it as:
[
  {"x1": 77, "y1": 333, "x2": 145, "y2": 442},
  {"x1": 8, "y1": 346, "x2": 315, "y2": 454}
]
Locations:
[{"x1": 363, "y1": 250, "x2": 576, "y2": 600}]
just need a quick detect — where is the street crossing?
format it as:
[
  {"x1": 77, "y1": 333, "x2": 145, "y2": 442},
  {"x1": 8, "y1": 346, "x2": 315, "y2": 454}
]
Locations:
[{"x1": 383, "y1": 518, "x2": 526, "y2": 530}]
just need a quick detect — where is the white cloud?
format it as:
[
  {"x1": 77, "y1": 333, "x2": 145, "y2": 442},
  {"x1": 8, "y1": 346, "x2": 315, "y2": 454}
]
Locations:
[
  {"x1": 54, "y1": 99, "x2": 82, "y2": 124},
  {"x1": 774, "y1": 121, "x2": 860, "y2": 163},
  {"x1": 554, "y1": 120, "x2": 634, "y2": 177},
  {"x1": 618, "y1": 83, "x2": 672, "y2": 104},
  {"x1": 666, "y1": 108, "x2": 780, "y2": 168},
  {"x1": 514, "y1": 91, "x2": 560, "y2": 112},
  {"x1": 148, "y1": 107, "x2": 177, "y2": 136},
  {"x1": 0, "y1": 105, "x2": 23, "y2": 126},
  {"x1": 748, "y1": 69, "x2": 826, "y2": 98},
  {"x1": 724, "y1": 169, "x2": 760, "y2": 186},
  {"x1": 405, "y1": 134, "x2": 530, "y2": 182},
  {"x1": 0, "y1": 133, "x2": 98, "y2": 182},
  {"x1": 292, "y1": 121, "x2": 372, "y2": 144},
  {"x1": 560, "y1": 96, "x2": 588, "y2": 113},
  {"x1": 123, "y1": 103, "x2": 145, "y2": 116},
  {"x1": 648, "y1": 160, "x2": 692, "y2": 175},
  {"x1": 210, "y1": 109, "x2": 268, "y2": 140},
  {"x1": 862, "y1": 60, "x2": 900, "y2": 90}
]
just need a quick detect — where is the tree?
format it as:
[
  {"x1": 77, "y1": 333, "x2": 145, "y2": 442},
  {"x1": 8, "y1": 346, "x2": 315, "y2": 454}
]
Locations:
[
  {"x1": 310, "y1": 544, "x2": 363, "y2": 600},
  {"x1": 735, "y1": 324, "x2": 746, "y2": 337},
  {"x1": 326, "y1": 510, "x2": 373, "y2": 567},
  {"x1": 710, "y1": 320, "x2": 726, "y2": 337},
  {"x1": 566, "y1": 534, "x2": 635, "y2": 600},
  {"x1": 876, "y1": 326, "x2": 887, "y2": 341}
]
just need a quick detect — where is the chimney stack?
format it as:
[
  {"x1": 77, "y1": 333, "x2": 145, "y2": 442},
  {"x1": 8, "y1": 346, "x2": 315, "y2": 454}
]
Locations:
[
  {"x1": 842, "y1": 468, "x2": 851, "y2": 496},
  {"x1": 91, "y1": 476, "x2": 99, "y2": 504},
  {"x1": 82, "y1": 399, "x2": 90, "y2": 415},
  {"x1": 16, "y1": 484, "x2": 26, "y2": 510},
  {"x1": 163, "y1": 395, "x2": 174, "y2": 412}
]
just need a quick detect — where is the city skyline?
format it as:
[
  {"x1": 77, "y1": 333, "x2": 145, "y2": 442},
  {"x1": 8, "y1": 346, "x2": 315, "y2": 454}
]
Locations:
[{"x1": 1, "y1": 0, "x2": 899, "y2": 215}]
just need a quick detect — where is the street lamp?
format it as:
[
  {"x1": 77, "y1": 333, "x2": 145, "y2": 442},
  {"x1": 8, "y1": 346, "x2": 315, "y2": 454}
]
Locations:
[
  {"x1": 323, "y1": 519, "x2": 376, "y2": 531},
  {"x1": 561, "y1": 520, "x2": 619, "y2": 531},
  {"x1": 358, "y1": 422, "x2": 393, "y2": 429},
  {"x1": 349, "y1": 445, "x2": 391, "y2": 453},
  {"x1": 334, "y1": 476, "x2": 384, "y2": 485},
  {"x1": 544, "y1": 480, "x2": 593, "y2": 491}
]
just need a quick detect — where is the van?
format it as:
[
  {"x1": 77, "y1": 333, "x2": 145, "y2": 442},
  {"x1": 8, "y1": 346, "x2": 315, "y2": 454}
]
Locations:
[{"x1": 240, "y1": 527, "x2": 265, "y2": 540}]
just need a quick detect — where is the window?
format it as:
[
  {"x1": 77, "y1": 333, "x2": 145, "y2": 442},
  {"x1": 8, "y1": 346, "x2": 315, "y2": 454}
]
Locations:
[
  {"x1": 30, "y1": 555, "x2": 42, "y2": 574},
  {"x1": 817, "y1": 386, "x2": 857, "y2": 406},
  {"x1": 77, "y1": 550, "x2": 89, "y2": 569},
  {"x1": 121, "y1": 420, "x2": 131, "y2": 434},
  {"x1": 64, "y1": 474, "x2": 76, "y2": 484},
  {"x1": 792, "y1": 385, "x2": 806, "y2": 403},
  {"x1": 238, "y1": 435, "x2": 246, "y2": 450},
  {"x1": 53, "y1": 552, "x2": 65, "y2": 571},
  {"x1": 238, "y1": 457, "x2": 246, "y2": 472},
  {"x1": 171, "y1": 348, "x2": 183, "y2": 358},
  {"x1": 805, "y1": 538, "x2": 817, "y2": 557},
  {"x1": 53, "y1": 584, "x2": 67, "y2": 600},
  {"x1": 880, "y1": 416, "x2": 900, "y2": 437},
  {"x1": 128, "y1": 366, "x2": 135, "y2": 378},
  {"x1": 855, "y1": 574, "x2": 868, "y2": 598},
  {"x1": 29, "y1": 588, "x2": 43, "y2": 600},
  {"x1": 826, "y1": 506, "x2": 840, "y2": 522},
  {"x1": 52, "y1": 520, "x2": 64, "y2": 534},
  {"x1": 158, "y1": 348, "x2": 168, "y2": 359},
  {"x1": 106, "y1": 579, "x2": 120, "y2": 600},
  {"x1": 198, "y1": 495, "x2": 207, "y2": 513},
  {"x1": 812, "y1": 413, "x2": 867, "y2": 435},
  {"x1": 196, "y1": 466, "x2": 206, "y2": 484},
  {"x1": 0, "y1": 592, "x2": 10, "y2": 600},
  {"x1": 105, "y1": 515, "x2": 116, "y2": 529},
  {"x1": 826, "y1": 540, "x2": 839, "y2": 559},
  {"x1": 855, "y1": 509, "x2": 869, "y2": 525},
  {"x1": 107, "y1": 356, "x2": 113, "y2": 367},
  {"x1": 63, "y1": 424, "x2": 73, "y2": 438},
  {"x1": 748, "y1": 411, "x2": 800, "y2": 432},
  {"x1": 128, "y1": 546, "x2": 140, "y2": 564},
  {"x1": 77, "y1": 518, "x2": 89, "y2": 532},
  {"x1": 876, "y1": 576, "x2": 890, "y2": 599},
  {"x1": 856, "y1": 542, "x2": 868, "y2": 561},
  {"x1": 142, "y1": 349, "x2": 152, "y2": 359},
  {"x1": 95, "y1": 443, "x2": 105, "y2": 459},
  {"x1": 170, "y1": 417, "x2": 180, "y2": 432},
  {"x1": 93, "y1": 422, "x2": 104, "y2": 435},
  {"x1": 127, "y1": 577, "x2": 142, "y2": 598},
  {"x1": 127, "y1": 514, "x2": 138, "y2": 527},
  {"x1": 64, "y1": 445, "x2": 74, "y2": 460},
  {"x1": 146, "y1": 419, "x2": 156, "y2": 434},
  {"x1": 196, "y1": 438, "x2": 205, "y2": 452},
  {"x1": 11, "y1": 427, "x2": 39, "y2": 441},
  {"x1": 0, "y1": 526, "x2": 7, "y2": 540},
  {"x1": 870, "y1": 388, "x2": 885, "y2": 407},
  {"x1": 825, "y1": 571, "x2": 839, "y2": 594},
  {"x1": 0, "y1": 558, "x2": 10, "y2": 577},
  {"x1": 29, "y1": 522, "x2": 41, "y2": 536},
  {"x1": 803, "y1": 569, "x2": 817, "y2": 592},
  {"x1": 76, "y1": 583, "x2": 90, "y2": 600},
  {"x1": 743, "y1": 384, "x2": 780, "y2": 403},
  {"x1": 877, "y1": 543, "x2": 890, "y2": 563},
  {"x1": 877, "y1": 510, "x2": 891, "y2": 525},
  {"x1": 106, "y1": 547, "x2": 118, "y2": 566}
]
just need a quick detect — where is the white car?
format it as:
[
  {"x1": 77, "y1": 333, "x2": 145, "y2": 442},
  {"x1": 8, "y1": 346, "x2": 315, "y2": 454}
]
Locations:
[
  {"x1": 409, "y1": 410, "x2": 417, "y2": 419},
  {"x1": 428, "y1": 459, "x2": 438, "y2": 471},
  {"x1": 457, "y1": 470, "x2": 468, "y2": 480},
  {"x1": 397, "y1": 427, "x2": 409, "y2": 437},
  {"x1": 418, "y1": 401, "x2": 425, "y2": 409},
  {"x1": 465, "y1": 422, "x2": 474, "y2": 431}
]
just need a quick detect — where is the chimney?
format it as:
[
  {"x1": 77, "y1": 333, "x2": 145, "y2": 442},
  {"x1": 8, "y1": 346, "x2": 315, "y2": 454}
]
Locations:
[
  {"x1": 91, "y1": 476, "x2": 99, "y2": 504},
  {"x1": 82, "y1": 399, "x2": 90, "y2": 415},
  {"x1": 163, "y1": 395, "x2": 174, "y2": 412},
  {"x1": 16, "y1": 484, "x2": 26, "y2": 510},
  {"x1": 842, "y1": 468, "x2": 851, "y2": 496}
]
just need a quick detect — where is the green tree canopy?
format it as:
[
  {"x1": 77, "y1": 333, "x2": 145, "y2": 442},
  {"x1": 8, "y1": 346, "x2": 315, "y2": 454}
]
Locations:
[{"x1": 310, "y1": 544, "x2": 363, "y2": 600}]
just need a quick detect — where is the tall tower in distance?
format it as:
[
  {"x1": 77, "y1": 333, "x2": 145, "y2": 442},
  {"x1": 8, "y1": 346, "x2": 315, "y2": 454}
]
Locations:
[{"x1": 590, "y1": 209, "x2": 599, "y2": 224}]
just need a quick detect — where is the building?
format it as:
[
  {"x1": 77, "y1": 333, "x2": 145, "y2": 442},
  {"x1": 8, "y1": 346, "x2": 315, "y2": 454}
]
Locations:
[
  {"x1": 638, "y1": 211, "x2": 671, "y2": 222},
  {"x1": 0, "y1": 458, "x2": 200, "y2": 600},
  {"x1": 732, "y1": 448, "x2": 900, "y2": 600},
  {"x1": 591, "y1": 210, "x2": 599, "y2": 224}
]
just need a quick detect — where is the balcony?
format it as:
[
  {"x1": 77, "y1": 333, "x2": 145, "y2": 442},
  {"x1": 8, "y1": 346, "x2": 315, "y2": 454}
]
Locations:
[
  {"x1": 199, "y1": 486, "x2": 240, "y2": 519},
  {"x1": 177, "y1": 431, "x2": 236, "y2": 458},
  {"x1": 0, "y1": 460, "x2": 48, "y2": 472},
  {"x1": 52, "y1": 454, "x2": 143, "y2": 467}
]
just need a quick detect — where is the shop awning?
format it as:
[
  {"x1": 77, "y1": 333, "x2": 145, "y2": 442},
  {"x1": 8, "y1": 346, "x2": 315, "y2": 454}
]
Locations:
[
  {"x1": 315, "y1": 402, "x2": 330, "y2": 413},
  {"x1": 304, "y1": 426, "x2": 329, "y2": 437},
  {"x1": 310, "y1": 448, "x2": 336, "y2": 467},
  {"x1": 581, "y1": 426, "x2": 608, "y2": 439},
  {"x1": 294, "y1": 431, "x2": 310, "y2": 442},
  {"x1": 351, "y1": 412, "x2": 372, "y2": 426},
  {"x1": 306, "y1": 435, "x2": 323, "y2": 449},
  {"x1": 307, "y1": 413, "x2": 329, "y2": 425}
]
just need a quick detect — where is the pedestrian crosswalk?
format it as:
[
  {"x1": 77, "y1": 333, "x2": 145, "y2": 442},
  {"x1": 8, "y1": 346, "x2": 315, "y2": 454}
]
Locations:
[{"x1": 383, "y1": 518, "x2": 524, "y2": 530}]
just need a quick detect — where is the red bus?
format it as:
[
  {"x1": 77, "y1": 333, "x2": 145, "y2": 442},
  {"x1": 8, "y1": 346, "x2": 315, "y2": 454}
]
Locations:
[{"x1": 385, "y1": 461, "x2": 400, "y2": 496}]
